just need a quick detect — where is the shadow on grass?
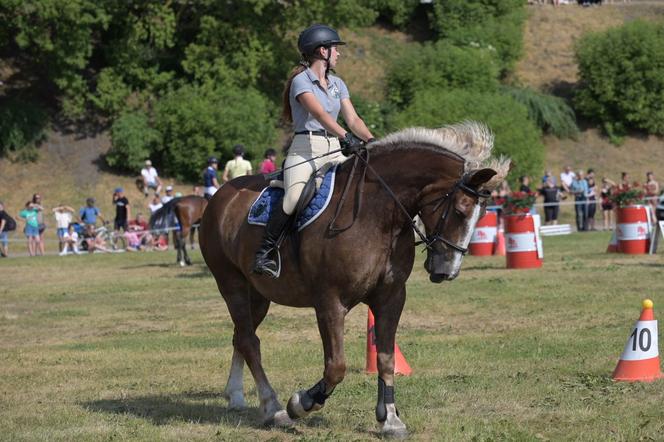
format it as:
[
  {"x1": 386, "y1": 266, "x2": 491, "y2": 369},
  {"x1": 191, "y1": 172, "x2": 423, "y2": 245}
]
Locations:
[
  {"x1": 120, "y1": 262, "x2": 173, "y2": 269},
  {"x1": 83, "y1": 391, "x2": 266, "y2": 427}
]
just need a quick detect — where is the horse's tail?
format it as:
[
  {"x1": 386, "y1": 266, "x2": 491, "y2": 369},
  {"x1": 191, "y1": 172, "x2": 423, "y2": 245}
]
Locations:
[{"x1": 149, "y1": 198, "x2": 181, "y2": 232}]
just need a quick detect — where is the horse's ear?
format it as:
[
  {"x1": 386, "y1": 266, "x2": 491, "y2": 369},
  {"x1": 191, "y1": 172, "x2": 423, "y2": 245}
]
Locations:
[{"x1": 466, "y1": 168, "x2": 497, "y2": 188}]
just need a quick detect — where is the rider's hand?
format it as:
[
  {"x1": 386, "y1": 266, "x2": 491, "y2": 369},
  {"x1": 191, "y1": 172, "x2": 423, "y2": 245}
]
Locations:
[{"x1": 340, "y1": 132, "x2": 364, "y2": 156}]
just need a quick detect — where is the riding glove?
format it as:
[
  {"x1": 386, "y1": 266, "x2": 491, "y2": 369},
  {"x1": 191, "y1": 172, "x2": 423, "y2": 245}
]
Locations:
[{"x1": 340, "y1": 132, "x2": 364, "y2": 156}]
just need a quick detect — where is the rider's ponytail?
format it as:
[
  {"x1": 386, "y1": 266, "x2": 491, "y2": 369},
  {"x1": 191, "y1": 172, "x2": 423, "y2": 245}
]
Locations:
[{"x1": 281, "y1": 62, "x2": 308, "y2": 124}]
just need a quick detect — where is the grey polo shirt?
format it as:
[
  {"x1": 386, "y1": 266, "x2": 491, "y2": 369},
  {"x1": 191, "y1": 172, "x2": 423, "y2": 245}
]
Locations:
[{"x1": 289, "y1": 68, "x2": 350, "y2": 133}]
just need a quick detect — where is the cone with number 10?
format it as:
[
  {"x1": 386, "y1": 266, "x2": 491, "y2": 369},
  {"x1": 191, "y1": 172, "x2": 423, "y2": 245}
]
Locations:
[{"x1": 612, "y1": 299, "x2": 664, "y2": 382}]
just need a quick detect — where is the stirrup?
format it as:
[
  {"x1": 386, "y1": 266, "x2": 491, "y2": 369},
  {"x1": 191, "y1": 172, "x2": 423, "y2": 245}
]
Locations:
[{"x1": 253, "y1": 249, "x2": 281, "y2": 278}]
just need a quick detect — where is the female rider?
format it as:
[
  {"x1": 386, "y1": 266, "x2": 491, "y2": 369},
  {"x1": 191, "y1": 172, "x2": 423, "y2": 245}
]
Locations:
[{"x1": 253, "y1": 24, "x2": 374, "y2": 277}]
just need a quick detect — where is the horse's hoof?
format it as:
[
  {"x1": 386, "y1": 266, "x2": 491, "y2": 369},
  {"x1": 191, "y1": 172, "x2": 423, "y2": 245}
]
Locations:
[
  {"x1": 380, "y1": 404, "x2": 408, "y2": 439},
  {"x1": 286, "y1": 390, "x2": 322, "y2": 420},
  {"x1": 185, "y1": 260, "x2": 192, "y2": 266},
  {"x1": 265, "y1": 410, "x2": 294, "y2": 427},
  {"x1": 179, "y1": 261, "x2": 185, "y2": 267},
  {"x1": 223, "y1": 390, "x2": 246, "y2": 410}
]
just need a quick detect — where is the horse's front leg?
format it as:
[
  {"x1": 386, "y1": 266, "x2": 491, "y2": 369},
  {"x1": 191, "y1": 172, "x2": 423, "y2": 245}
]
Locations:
[
  {"x1": 371, "y1": 285, "x2": 408, "y2": 438},
  {"x1": 287, "y1": 300, "x2": 346, "y2": 419}
]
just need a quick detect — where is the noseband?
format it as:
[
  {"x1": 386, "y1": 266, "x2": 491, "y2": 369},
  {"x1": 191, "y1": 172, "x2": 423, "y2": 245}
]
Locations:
[{"x1": 416, "y1": 178, "x2": 491, "y2": 254}]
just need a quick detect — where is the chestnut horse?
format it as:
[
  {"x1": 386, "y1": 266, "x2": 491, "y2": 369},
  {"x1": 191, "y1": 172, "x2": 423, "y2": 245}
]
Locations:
[
  {"x1": 199, "y1": 122, "x2": 509, "y2": 436},
  {"x1": 149, "y1": 195, "x2": 207, "y2": 266}
]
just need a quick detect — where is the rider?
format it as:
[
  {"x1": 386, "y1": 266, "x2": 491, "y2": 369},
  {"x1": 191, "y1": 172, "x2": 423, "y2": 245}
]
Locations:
[
  {"x1": 203, "y1": 157, "x2": 221, "y2": 200},
  {"x1": 253, "y1": 24, "x2": 375, "y2": 277}
]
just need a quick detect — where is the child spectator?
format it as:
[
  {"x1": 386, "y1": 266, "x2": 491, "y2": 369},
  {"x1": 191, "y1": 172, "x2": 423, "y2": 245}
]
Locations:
[
  {"x1": 259, "y1": 148, "x2": 277, "y2": 174},
  {"x1": 601, "y1": 177, "x2": 617, "y2": 230},
  {"x1": 0, "y1": 201, "x2": 16, "y2": 257},
  {"x1": 53, "y1": 205, "x2": 75, "y2": 253},
  {"x1": 31, "y1": 194, "x2": 45, "y2": 256},
  {"x1": 19, "y1": 201, "x2": 40, "y2": 256},
  {"x1": 140, "y1": 159, "x2": 162, "y2": 197},
  {"x1": 79, "y1": 197, "x2": 104, "y2": 227},
  {"x1": 59, "y1": 223, "x2": 81, "y2": 255},
  {"x1": 586, "y1": 169, "x2": 597, "y2": 231}
]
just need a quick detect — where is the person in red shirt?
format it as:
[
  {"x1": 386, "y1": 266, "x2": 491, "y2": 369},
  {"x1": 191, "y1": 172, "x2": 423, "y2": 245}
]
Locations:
[
  {"x1": 126, "y1": 213, "x2": 153, "y2": 250},
  {"x1": 259, "y1": 148, "x2": 277, "y2": 175}
]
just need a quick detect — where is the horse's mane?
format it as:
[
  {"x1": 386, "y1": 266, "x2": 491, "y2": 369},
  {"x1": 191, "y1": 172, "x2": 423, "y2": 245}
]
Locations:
[{"x1": 370, "y1": 121, "x2": 510, "y2": 190}]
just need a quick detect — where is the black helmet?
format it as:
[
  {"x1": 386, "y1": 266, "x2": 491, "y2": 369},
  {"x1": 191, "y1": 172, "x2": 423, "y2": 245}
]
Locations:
[
  {"x1": 232, "y1": 144, "x2": 245, "y2": 156},
  {"x1": 208, "y1": 156, "x2": 218, "y2": 164},
  {"x1": 297, "y1": 24, "x2": 345, "y2": 57}
]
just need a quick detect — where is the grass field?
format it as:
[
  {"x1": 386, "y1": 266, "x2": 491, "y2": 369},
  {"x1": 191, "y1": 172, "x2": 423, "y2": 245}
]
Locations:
[{"x1": 3, "y1": 232, "x2": 664, "y2": 441}]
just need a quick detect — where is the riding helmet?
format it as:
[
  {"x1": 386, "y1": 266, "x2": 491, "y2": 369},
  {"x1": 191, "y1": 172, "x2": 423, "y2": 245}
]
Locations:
[
  {"x1": 232, "y1": 144, "x2": 245, "y2": 156},
  {"x1": 297, "y1": 24, "x2": 345, "y2": 57},
  {"x1": 208, "y1": 156, "x2": 218, "y2": 164}
]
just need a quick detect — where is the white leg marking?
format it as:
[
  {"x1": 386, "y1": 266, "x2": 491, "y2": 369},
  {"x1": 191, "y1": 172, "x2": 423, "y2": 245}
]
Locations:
[
  {"x1": 380, "y1": 404, "x2": 408, "y2": 437},
  {"x1": 223, "y1": 349, "x2": 246, "y2": 409}
]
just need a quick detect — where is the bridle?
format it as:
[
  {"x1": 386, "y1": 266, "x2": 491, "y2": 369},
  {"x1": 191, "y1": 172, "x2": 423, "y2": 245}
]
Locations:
[{"x1": 417, "y1": 179, "x2": 491, "y2": 254}]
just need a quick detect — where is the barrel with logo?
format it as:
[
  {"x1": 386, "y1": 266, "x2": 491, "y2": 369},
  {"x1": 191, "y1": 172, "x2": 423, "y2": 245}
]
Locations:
[
  {"x1": 469, "y1": 211, "x2": 497, "y2": 256},
  {"x1": 617, "y1": 205, "x2": 650, "y2": 254},
  {"x1": 505, "y1": 213, "x2": 542, "y2": 269}
]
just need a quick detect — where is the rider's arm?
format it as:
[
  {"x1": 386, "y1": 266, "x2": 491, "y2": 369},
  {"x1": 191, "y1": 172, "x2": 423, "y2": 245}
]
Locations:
[
  {"x1": 297, "y1": 92, "x2": 348, "y2": 139},
  {"x1": 340, "y1": 98, "x2": 374, "y2": 142},
  {"x1": 222, "y1": 167, "x2": 229, "y2": 184}
]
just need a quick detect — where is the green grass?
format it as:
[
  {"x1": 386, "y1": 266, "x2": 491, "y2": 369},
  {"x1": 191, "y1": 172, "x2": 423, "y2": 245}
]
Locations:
[{"x1": 3, "y1": 233, "x2": 664, "y2": 441}]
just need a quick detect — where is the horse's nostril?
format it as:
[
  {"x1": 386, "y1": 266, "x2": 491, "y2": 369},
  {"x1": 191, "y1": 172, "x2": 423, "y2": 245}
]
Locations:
[{"x1": 429, "y1": 273, "x2": 445, "y2": 283}]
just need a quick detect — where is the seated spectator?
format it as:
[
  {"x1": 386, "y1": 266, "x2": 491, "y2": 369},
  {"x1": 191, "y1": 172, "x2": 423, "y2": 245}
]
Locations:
[
  {"x1": 0, "y1": 201, "x2": 16, "y2": 257},
  {"x1": 59, "y1": 223, "x2": 82, "y2": 255},
  {"x1": 53, "y1": 205, "x2": 75, "y2": 253},
  {"x1": 541, "y1": 170, "x2": 556, "y2": 186},
  {"x1": 127, "y1": 213, "x2": 154, "y2": 250},
  {"x1": 79, "y1": 197, "x2": 104, "y2": 227},
  {"x1": 81, "y1": 224, "x2": 110, "y2": 253},
  {"x1": 192, "y1": 185, "x2": 203, "y2": 197},
  {"x1": 161, "y1": 185, "x2": 175, "y2": 204},
  {"x1": 560, "y1": 165, "x2": 576, "y2": 193},
  {"x1": 141, "y1": 159, "x2": 163, "y2": 197},
  {"x1": 149, "y1": 195, "x2": 163, "y2": 214}
]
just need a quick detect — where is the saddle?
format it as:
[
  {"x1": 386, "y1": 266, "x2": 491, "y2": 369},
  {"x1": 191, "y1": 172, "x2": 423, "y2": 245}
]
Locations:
[{"x1": 248, "y1": 165, "x2": 339, "y2": 231}]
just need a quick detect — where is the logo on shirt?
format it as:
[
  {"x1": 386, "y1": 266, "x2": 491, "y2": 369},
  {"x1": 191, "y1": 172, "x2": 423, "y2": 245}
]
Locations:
[{"x1": 330, "y1": 83, "x2": 340, "y2": 99}]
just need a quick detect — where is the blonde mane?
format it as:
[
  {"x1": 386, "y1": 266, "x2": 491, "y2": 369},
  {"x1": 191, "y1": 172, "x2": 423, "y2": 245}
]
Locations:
[{"x1": 370, "y1": 121, "x2": 510, "y2": 190}]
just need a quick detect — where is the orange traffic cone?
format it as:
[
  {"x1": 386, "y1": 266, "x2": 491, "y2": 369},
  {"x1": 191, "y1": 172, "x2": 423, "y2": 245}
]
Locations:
[
  {"x1": 494, "y1": 228, "x2": 506, "y2": 256},
  {"x1": 612, "y1": 299, "x2": 664, "y2": 382},
  {"x1": 606, "y1": 230, "x2": 619, "y2": 253},
  {"x1": 366, "y1": 309, "x2": 412, "y2": 376}
]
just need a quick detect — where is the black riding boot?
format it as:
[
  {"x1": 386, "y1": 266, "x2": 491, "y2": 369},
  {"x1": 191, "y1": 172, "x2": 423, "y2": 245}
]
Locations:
[{"x1": 253, "y1": 206, "x2": 291, "y2": 278}]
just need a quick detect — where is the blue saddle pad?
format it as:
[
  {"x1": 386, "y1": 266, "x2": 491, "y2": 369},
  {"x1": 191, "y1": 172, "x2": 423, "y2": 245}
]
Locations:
[{"x1": 247, "y1": 165, "x2": 338, "y2": 231}]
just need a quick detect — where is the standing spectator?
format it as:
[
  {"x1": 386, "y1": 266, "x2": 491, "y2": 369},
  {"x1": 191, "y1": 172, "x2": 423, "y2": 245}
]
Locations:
[
  {"x1": 140, "y1": 160, "x2": 162, "y2": 197},
  {"x1": 192, "y1": 185, "x2": 203, "y2": 197},
  {"x1": 645, "y1": 171, "x2": 659, "y2": 217},
  {"x1": 541, "y1": 170, "x2": 556, "y2": 186},
  {"x1": 112, "y1": 187, "x2": 130, "y2": 248},
  {"x1": 259, "y1": 148, "x2": 277, "y2": 175},
  {"x1": 52, "y1": 205, "x2": 75, "y2": 253},
  {"x1": 79, "y1": 197, "x2": 104, "y2": 227},
  {"x1": 571, "y1": 170, "x2": 589, "y2": 232},
  {"x1": 149, "y1": 195, "x2": 163, "y2": 214},
  {"x1": 161, "y1": 185, "x2": 175, "y2": 204},
  {"x1": 31, "y1": 194, "x2": 45, "y2": 256},
  {"x1": 222, "y1": 144, "x2": 252, "y2": 183},
  {"x1": 601, "y1": 177, "x2": 617, "y2": 231},
  {"x1": 618, "y1": 172, "x2": 631, "y2": 191},
  {"x1": 539, "y1": 178, "x2": 561, "y2": 226},
  {"x1": 560, "y1": 165, "x2": 576, "y2": 193},
  {"x1": 519, "y1": 176, "x2": 531, "y2": 193},
  {"x1": 586, "y1": 169, "x2": 597, "y2": 231},
  {"x1": 203, "y1": 157, "x2": 220, "y2": 200},
  {"x1": 0, "y1": 201, "x2": 16, "y2": 257},
  {"x1": 19, "y1": 201, "x2": 40, "y2": 256},
  {"x1": 59, "y1": 223, "x2": 81, "y2": 256}
]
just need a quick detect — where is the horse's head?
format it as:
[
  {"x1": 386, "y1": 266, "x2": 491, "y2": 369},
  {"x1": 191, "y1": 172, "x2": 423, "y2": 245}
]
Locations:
[{"x1": 420, "y1": 167, "x2": 500, "y2": 283}]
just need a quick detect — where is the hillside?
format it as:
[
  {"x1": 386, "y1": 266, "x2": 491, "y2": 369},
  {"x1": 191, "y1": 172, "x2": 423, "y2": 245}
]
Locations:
[{"x1": 2, "y1": 2, "x2": 664, "y2": 218}]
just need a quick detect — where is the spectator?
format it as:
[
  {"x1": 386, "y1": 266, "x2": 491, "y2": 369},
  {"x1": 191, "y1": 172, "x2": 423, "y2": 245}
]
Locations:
[
  {"x1": 192, "y1": 185, "x2": 203, "y2": 197},
  {"x1": 203, "y1": 157, "x2": 220, "y2": 200},
  {"x1": 539, "y1": 177, "x2": 561, "y2": 226},
  {"x1": 126, "y1": 213, "x2": 154, "y2": 251},
  {"x1": 161, "y1": 185, "x2": 175, "y2": 204},
  {"x1": 571, "y1": 170, "x2": 589, "y2": 231},
  {"x1": 519, "y1": 176, "x2": 531, "y2": 193},
  {"x1": 645, "y1": 172, "x2": 659, "y2": 217},
  {"x1": 32, "y1": 193, "x2": 45, "y2": 256},
  {"x1": 19, "y1": 201, "x2": 40, "y2": 256},
  {"x1": 0, "y1": 201, "x2": 16, "y2": 257},
  {"x1": 79, "y1": 197, "x2": 104, "y2": 227},
  {"x1": 112, "y1": 187, "x2": 130, "y2": 249},
  {"x1": 222, "y1": 144, "x2": 252, "y2": 183},
  {"x1": 52, "y1": 205, "x2": 75, "y2": 253},
  {"x1": 586, "y1": 169, "x2": 597, "y2": 231},
  {"x1": 541, "y1": 169, "x2": 556, "y2": 186},
  {"x1": 141, "y1": 159, "x2": 162, "y2": 197},
  {"x1": 59, "y1": 223, "x2": 82, "y2": 256},
  {"x1": 149, "y1": 195, "x2": 163, "y2": 213},
  {"x1": 601, "y1": 177, "x2": 617, "y2": 231},
  {"x1": 259, "y1": 148, "x2": 277, "y2": 175},
  {"x1": 81, "y1": 224, "x2": 110, "y2": 253},
  {"x1": 560, "y1": 165, "x2": 576, "y2": 193},
  {"x1": 618, "y1": 172, "x2": 631, "y2": 191}
]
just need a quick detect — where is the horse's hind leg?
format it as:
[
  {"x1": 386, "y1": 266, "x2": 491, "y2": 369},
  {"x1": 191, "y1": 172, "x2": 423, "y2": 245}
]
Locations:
[
  {"x1": 287, "y1": 299, "x2": 346, "y2": 420},
  {"x1": 180, "y1": 226, "x2": 193, "y2": 265}
]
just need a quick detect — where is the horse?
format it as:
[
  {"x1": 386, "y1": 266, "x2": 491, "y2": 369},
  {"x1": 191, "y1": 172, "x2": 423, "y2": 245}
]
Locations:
[
  {"x1": 199, "y1": 122, "x2": 510, "y2": 437},
  {"x1": 149, "y1": 195, "x2": 208, "y2": 266}
]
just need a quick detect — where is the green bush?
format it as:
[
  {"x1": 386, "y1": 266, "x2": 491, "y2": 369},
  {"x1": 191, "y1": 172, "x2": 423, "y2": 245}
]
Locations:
[
  {"x1": 575, "y1": 20, "x2": 664, "y2": 141},
  {"x1": 351, "y1": 96, "x2": 394, "y2": 138},
  {"x1": 385, "y1": 41, "x2": 499, "y2": 108},
  {"x1": 390, "y1": 88, "x2": 543, "y2": 184},
  {"x1": 153, "y1": 84, "x2": 278, "y2": 182},
  {"x1": 107, "y1": 111, "x2": 161, "y2": 172},
  {"x1": 0, "y1": 97, "x2": 48, "y2": 158},
  {"x1": 502, "y1": 86, "x2": 578, "y2": 139},
  {"x1": 430, "y1": 0, "x2": 526, "y2": 73}
]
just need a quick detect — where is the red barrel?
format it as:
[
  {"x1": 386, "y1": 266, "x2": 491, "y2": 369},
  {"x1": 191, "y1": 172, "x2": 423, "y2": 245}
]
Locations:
[
  {"x1": 617, "y1": 205, "x2": 650, "y2": 254},
  {"x1": 469, "y1": 211, "x2": 497, "y2": 256},
  {"x1": 505, "y1": 214, "x2": 542, "y2": 269}
]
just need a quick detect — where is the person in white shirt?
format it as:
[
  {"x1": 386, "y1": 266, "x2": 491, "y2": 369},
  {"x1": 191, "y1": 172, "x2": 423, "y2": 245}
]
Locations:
[
  {"x1": 149, "y1": 195, "x2": 163, "y2": 213},
  {"x1": 53, "y1": 205, "x2": 75, "y2": 253},
  {"x1": 59, "y1": 223, "x2": 81, "y2": 255},
  {"x1": 560, "y1": 165, "x2": 576, "y2": 193},
  {"x1": 141, "y1": 160, "x2": 162, "y2": 197},
  {"x1": 161, "y1": 185, "x2": 175, "y2": 204}
]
